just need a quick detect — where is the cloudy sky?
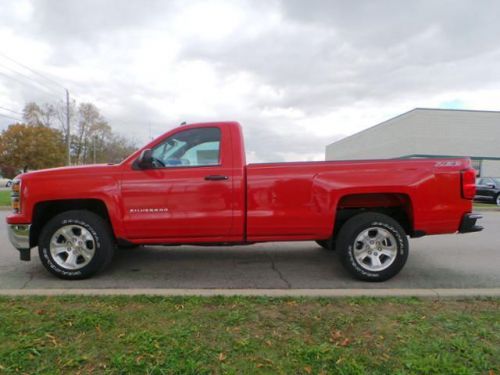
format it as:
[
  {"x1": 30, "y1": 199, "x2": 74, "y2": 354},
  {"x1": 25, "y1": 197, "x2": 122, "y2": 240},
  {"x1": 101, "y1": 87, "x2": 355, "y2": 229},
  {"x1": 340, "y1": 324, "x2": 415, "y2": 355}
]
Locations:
[{"x1": 0, "y1": 0, "x2": 499, "y2": 162}]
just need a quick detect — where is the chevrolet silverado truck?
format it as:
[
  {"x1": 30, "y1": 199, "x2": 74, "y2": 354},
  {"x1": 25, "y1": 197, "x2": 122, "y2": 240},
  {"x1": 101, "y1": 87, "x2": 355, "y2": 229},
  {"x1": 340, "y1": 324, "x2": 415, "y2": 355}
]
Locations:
[{"x1": 7, "y1": 122, "x2": 482, "y2": 281}]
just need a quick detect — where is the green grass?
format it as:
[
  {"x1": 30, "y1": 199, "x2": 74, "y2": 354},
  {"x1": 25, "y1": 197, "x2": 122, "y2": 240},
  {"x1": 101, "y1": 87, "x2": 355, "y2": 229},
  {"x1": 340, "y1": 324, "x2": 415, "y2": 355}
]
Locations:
[
  {"x1": 0, "y1": 190, "x2": 10, "y2": 206},
  {"x1": 0, "y1": 296, "x2": 498, "y2": 374},
  {"x1": 474, "y1": 202, "x2": 500, "y2": 210}
]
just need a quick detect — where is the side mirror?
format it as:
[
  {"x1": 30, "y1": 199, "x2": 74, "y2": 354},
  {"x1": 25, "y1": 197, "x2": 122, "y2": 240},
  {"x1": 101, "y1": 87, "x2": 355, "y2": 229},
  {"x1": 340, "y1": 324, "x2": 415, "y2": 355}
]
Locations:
[
  {"x1": 486, "y1": 183, "x2": 495, "y2": 189},
  {"x1": 137, "y1": 149, "x2": 154, "y2": 169}
]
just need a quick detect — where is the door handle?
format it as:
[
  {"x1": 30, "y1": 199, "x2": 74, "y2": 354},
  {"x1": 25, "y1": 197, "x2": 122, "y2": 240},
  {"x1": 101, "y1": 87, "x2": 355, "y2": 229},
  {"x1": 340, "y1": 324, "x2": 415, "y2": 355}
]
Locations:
[{"x1": 204, "y1": 175, "x2": 229, "y2": 181}]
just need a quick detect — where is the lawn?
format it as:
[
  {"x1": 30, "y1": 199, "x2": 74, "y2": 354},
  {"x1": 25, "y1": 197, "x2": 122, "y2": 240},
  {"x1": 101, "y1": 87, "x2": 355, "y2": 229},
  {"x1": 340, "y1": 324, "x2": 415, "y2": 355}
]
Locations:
[
  {"x1": 474, "y1": 202, "x2": 499, "y2": 210},
  {"x1": 0, "y1": 296, "x2": 498, "y2": 374},
  {"x1": 0, "y1": 190, "x2": 10, "y2": 207}
]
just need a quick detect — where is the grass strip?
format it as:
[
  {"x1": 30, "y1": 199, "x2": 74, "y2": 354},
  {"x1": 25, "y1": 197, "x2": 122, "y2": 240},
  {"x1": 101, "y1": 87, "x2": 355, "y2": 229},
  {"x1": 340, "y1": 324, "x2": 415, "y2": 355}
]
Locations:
[
  {"x1": 0, "y1": 296, "x2": 498, "y2": 374},
  {"x1": 0, "y1": 190, "x2": 10, "y2": 206}
]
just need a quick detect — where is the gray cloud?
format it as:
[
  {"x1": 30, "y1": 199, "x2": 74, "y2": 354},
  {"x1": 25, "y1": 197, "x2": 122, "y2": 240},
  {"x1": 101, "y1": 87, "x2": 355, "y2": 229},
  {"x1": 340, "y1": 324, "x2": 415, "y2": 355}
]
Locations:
[
  {"x1": 32, "y1": 0, "x2": 170, "y2": 38},
  {"x1": 181, "y1": 0, "x2": 500, "y2": 112}
]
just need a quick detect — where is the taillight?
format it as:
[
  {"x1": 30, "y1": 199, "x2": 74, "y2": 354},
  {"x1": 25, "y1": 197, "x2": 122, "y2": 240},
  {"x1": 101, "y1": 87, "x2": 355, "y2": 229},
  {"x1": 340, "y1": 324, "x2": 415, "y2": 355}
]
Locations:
[{"x1": 461, "y1": 169, "x2": 476, "y2": 200}]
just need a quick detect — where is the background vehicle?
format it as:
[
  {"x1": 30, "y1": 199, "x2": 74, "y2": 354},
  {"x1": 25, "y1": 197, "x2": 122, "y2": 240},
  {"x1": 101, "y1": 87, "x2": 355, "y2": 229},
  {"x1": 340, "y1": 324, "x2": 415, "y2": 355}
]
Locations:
[
  {"x1": 6, "y1": 122, "x2": 482, "y2": 281},
  {"x1": 475, "y1": 177, "x2": 500, "y2": 206},
  {"x1": 0, "y1": 176, "x2": 12, "y2": 187}
]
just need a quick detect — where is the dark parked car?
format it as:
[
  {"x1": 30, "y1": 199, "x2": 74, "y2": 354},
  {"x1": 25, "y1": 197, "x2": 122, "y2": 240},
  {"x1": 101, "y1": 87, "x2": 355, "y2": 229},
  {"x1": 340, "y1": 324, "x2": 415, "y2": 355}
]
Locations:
[{"x1": 475, "y1": 177, "x2": 500, "y2": 206}]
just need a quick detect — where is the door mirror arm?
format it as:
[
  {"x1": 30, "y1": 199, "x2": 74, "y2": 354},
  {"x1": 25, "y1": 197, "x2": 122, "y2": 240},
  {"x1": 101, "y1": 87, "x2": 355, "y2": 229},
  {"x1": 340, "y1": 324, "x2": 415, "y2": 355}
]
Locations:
[{"x1": 137, "y1": 149, "x2": 154, "y2": 169}]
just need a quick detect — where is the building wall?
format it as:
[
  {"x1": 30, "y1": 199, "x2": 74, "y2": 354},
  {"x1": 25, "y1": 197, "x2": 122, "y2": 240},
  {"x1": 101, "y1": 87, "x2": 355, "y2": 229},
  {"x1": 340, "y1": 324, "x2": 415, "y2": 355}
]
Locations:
[
  {"x1": 481, "y1": 160, "x2": 500, "y2": 177},
  {"x1": 326, "y1": 109, "x2": 500, "y2": 161},
  {"x1": 325, "y1": 109, "x2": 500, "y2": 177}
]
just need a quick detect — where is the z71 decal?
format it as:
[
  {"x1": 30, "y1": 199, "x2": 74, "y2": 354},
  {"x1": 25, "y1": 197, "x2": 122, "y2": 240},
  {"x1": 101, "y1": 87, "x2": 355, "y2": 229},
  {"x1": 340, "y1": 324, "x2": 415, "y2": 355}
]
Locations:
[{"x1": 435, "y1": 161, "x2": 461, "y2": 167}]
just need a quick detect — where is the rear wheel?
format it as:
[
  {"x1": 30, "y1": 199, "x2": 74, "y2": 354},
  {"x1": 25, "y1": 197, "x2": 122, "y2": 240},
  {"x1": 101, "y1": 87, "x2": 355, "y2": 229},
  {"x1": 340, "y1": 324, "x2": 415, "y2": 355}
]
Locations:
[
  {"x1": 38, "y1": 210, "x2": 114, "y2": 279},
  {"x1": 336, "y1": 212, "x2": 408, "y2": 281}
]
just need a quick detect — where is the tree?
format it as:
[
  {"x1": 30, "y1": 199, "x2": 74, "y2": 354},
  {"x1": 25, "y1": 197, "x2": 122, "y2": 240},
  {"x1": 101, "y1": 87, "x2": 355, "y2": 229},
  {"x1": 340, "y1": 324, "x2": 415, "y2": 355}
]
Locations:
[
  {"x1": 23, "y1": 102, "x2": 57, "y2": 127},
  {"x1": 20, "y1": 100, "x2": 137, "y2": 166},
  {"x1": 72, "y1": 103, "x2": 112, "y2": 164},
  {"x1": 0, "y1": 124, "x2": 66, "y2": 175},
  {"x1": 104, "y1": 134, "x2": 137, "y2": 164}
]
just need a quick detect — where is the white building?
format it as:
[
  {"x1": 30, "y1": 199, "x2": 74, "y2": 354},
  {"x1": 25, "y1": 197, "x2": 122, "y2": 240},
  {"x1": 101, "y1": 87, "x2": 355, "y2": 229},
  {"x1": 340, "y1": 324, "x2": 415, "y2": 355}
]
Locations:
[{"x1": 325, "y1": 108, "x2": 500, "y2": 177}]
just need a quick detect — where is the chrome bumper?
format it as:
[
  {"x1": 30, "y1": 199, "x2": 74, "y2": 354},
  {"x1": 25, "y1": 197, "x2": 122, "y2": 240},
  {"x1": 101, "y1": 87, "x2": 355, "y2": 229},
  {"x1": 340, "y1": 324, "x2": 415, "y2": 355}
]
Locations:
[{"x1": 7, "y1": 224, "x2": 31, "y2": 260}]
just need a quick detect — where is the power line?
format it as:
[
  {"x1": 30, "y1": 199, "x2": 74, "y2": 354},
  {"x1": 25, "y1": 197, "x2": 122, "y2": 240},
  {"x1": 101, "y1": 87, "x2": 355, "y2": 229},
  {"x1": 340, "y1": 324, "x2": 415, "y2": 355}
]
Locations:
[
  {"x1": 0, "y1": 55, "x2": 89, "y2": 106},
  {"x1": 0, "y1": 71, "x2": 61, "y2": 100},
  {"x1": 0, "y1": 105, "x2": 22, "y2": 115},
  {"x1": 0, "y1": 61, "x2": 63, "y2": 96},
  {"x1": 0, "y1": 52, "x2": 66, "y2": 90},
  {"x1": 0, "y1": 52, "x2": 90, "y2": 166},
  {"x1": 0, "y1": 51, "x2": 89, "y2": 106},
  {"x1": 0, "y1": 112, "x2": 22, "y2": 122}
]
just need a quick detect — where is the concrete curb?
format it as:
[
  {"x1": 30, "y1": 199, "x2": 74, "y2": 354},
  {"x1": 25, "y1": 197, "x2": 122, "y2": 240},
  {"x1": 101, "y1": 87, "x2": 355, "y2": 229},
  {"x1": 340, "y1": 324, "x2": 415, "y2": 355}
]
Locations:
[{"x1": 0, "y1": 288, "x2": 499, "y2": 298}]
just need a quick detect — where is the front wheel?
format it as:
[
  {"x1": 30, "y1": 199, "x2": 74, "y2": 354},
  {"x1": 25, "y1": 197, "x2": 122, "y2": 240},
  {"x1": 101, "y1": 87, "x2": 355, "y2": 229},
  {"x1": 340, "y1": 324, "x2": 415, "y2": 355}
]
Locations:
[
  {"x1": 495, "y1": 194, "x2": 500, "y2": 206},
  {"x1": 336, "y1": 212, "x2": 409, "y2": 281},
  {"x1": 38, "y1": 210, "x2": 115, "y2": 280}
]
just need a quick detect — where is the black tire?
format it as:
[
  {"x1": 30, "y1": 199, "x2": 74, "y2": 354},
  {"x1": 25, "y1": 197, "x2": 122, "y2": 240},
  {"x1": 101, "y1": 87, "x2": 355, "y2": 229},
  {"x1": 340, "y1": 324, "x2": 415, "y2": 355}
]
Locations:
[
  {"x1": 315, "y1": 239, "x2": 335, "y2": 251},
  {"x1": 495, "y1": 193, "x2": 500, "y2": 206},
  {"x1": 38, "y1": 210, "x2": 115, "y2": 280},
  {"x1": 336, "y1": 212, "x2": 409, "y2": 281}
]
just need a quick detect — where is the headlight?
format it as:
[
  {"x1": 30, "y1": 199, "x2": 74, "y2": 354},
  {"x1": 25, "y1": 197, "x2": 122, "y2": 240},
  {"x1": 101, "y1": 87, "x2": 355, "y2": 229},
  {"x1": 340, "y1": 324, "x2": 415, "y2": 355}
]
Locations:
[{"x1": 11, "y1": 179, "x2": 21, "y2": 213}]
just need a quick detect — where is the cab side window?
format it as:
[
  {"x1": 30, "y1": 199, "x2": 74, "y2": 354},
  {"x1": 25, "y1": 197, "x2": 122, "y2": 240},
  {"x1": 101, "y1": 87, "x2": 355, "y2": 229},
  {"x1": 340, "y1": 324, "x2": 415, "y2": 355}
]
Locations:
[{"x1": 152, "y1": 127, "x2": 221, "y2": 167}]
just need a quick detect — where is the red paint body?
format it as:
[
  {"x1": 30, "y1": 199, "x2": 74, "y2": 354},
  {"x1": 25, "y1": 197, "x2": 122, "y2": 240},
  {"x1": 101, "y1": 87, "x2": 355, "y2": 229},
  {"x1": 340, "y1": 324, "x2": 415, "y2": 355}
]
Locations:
[{"x1": 7, "y1": 122, "x2": 475, "y2": 245}]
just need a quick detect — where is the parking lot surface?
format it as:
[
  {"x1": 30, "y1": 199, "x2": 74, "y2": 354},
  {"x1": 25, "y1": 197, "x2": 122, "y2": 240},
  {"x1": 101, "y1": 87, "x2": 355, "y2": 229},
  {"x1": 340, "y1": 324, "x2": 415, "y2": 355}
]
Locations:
[{"x1": 1, "y1": 210, "x2": 499, "y2": 290}]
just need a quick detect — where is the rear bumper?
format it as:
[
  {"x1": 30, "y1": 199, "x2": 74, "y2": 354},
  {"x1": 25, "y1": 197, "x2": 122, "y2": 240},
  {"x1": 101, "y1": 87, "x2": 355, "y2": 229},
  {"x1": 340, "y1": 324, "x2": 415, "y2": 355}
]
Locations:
[
  {"x1": 458, "y1": 213, "x2": 483, "y2": 233},
  {"x1": 7, "y1": 224, "x2": 31, "y2": 260}
]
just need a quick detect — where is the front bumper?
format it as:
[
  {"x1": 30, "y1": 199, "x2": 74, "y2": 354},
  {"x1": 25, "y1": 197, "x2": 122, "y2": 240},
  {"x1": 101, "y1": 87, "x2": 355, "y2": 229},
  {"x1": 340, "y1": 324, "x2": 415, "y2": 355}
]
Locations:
[
  {"x1": 458, "y1": 213, "x2": 483, "y2": 233},
  {"x1": 7, "y1": 224, "x2": 31, "y2": 260}
]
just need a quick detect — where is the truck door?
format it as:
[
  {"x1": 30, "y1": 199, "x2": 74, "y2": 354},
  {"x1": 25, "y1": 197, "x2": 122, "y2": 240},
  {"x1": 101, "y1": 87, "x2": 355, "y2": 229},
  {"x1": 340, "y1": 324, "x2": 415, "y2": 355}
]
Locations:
[{"x1": 120, "y1": 126, "x2": 234, "y2": 240}]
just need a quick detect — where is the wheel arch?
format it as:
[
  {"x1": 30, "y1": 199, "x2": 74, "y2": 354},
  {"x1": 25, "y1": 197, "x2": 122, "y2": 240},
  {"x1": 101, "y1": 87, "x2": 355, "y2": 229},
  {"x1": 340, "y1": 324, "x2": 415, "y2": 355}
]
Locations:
[
  {"x1": 30, "y1": 199, "x2": 115, "y2": 248},
  {"x1": 333, "y1": 193, "x2": 415, "y2": 238}
]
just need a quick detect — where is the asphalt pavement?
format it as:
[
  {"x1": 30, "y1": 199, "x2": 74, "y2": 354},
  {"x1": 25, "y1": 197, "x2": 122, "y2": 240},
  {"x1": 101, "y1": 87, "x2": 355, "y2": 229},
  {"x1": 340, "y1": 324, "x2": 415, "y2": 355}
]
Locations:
[{"x1": 0, "y1": 210, "x2": 499, "y2": 292}]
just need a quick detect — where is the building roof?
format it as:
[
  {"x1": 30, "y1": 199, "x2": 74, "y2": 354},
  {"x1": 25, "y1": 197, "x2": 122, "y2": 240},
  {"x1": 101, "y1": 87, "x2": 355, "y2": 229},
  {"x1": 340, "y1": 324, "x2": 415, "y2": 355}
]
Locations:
[{"x1": 326, "y1": 107, "x2": 500, "y2": 148}]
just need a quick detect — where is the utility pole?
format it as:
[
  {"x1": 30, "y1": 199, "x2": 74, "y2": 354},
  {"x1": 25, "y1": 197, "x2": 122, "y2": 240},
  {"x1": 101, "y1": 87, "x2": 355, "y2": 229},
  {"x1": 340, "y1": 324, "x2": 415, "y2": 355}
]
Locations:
[
  {"x1": 65, "y1": 89, "x2": 71, "y2": 165},
  {"x1": 93, "y1": 135, "x2": 97, "y2": 164}
]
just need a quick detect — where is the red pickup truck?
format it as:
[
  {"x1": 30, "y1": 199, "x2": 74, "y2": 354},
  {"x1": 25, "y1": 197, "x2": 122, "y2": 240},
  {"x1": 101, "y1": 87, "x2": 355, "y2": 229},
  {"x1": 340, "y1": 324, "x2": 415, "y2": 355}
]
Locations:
[{"x1": 7, "y1": 121, "x2": 482, "y2": 281}]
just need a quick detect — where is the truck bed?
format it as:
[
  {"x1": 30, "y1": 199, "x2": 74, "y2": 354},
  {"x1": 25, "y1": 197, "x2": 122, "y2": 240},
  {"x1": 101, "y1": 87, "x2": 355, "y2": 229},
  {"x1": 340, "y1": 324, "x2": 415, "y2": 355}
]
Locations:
[{"x1": 246, "y1": 158, "x2": 472, "y2": 241}]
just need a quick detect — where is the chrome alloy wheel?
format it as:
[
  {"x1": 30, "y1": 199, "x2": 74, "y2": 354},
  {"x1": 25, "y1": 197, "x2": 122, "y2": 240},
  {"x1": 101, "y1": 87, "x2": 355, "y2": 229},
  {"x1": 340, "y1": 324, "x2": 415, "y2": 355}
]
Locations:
[
  {"x1": 496, "y1": 195, "x2": 500, "y2": 206},
  {"x1": 353, "y1": 226, "x2": 398, "y2": 272},
  {"x1": 49, "y1": 225, "x2": 96, "y2": 270}
]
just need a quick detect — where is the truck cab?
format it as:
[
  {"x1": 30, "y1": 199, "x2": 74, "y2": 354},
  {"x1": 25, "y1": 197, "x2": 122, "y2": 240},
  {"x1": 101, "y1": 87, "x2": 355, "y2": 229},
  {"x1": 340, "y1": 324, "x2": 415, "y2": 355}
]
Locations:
[{"x1": 121, "y1": 123, "x2": 246, "y2": 242}]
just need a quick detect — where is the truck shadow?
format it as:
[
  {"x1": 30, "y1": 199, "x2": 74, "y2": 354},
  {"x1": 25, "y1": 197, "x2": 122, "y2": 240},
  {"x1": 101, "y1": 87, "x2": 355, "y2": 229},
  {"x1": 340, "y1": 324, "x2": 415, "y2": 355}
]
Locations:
[{"x1": 107, "y1": 243, "x2": 358, "y2": 288}]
